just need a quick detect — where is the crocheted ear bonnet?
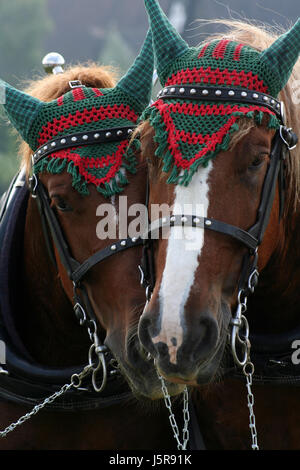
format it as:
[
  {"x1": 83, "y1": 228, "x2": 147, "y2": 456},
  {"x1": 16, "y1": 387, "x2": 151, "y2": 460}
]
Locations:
[
  {"x1": 0, "y1": 30, "x2": 154, "y2": 197},
  {"x1": 143, "y1": 0, "x2": 300, "y2": 186}
]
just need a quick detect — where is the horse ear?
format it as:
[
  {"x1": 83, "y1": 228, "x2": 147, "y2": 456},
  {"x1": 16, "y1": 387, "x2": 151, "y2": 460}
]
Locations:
[
  {"x1": 260, "y1": 18, "x2": 300, "y2": 93},
  {"x1": 143, "y1": 0, "x2": 189, "y2": 83},
  {"x1": 117, "y1": 29, "x2": 154, "y2": 108},
  {"x1": 0, "y1": 80, "x2": 43, "y2": 144}
]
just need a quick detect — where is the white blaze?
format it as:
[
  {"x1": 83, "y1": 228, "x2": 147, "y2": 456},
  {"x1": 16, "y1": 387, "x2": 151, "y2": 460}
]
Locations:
[{"x1": 152, "y1": 163, "x2": 213, "y2": 364}]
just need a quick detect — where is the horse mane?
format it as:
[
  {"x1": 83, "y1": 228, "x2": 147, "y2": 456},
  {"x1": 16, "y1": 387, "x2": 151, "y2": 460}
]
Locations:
[{"x1": 18, "y1": 63, "x2": 118, "y2": 176}]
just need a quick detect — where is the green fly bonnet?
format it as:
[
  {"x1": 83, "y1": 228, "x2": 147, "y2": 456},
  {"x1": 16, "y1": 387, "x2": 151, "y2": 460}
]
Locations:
[
  {"x1": 142, "y1": 0, "x2": 300, "y2": 186},
  {"x1": 0, "y1": 30, "x2": 154, "y2": 197}
]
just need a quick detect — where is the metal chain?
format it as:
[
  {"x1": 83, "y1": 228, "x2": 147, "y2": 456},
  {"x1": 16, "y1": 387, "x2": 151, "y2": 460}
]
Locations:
[
  {"x1": 0, "y1": 381, "x2": 74, "y2": 438},
  {"x1": 243, "y1": 361, "x2": 259, "y2": 450},
  {"x1": 0, "y1": 327, "x2": 107, "y2": 438},
  {"x1": 157, "y1": 371, "x2": 190, "y2": 450},
  {"x1": 230, "y1": 288, "x2": 259, "y2": 450}
]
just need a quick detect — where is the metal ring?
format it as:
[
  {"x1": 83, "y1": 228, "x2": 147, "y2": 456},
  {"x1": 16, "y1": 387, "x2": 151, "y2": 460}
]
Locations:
[
  {"x1": 92, "y1": 352, "x2": 107, "y2": 393},
  {"x1": 231, "y1": 315, "x2": 250, "y2": 367}
]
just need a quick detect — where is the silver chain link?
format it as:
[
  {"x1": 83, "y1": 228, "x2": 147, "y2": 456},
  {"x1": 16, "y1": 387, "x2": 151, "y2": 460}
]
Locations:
[
  {"x1": 0, "y1": 327, "x2": 107, "y2": 439},
  {"x1": 230, "y1": 288, "x2": 259, "y2": 450},
  {"x1": 243, "y1": 361, "x2": 259, "y2": 450},
  {"x1": 157, "y1": 371, "x2": 190, "y2": 450},
  {"x1": 0, "y1": 381, "x2": 74, "y2": 438}
]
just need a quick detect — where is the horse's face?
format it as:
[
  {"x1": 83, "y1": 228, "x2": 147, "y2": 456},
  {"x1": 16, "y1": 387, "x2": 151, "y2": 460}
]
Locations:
[
  {"x1": 39, "y1": 165, "x2": 182, "y2": 398},
  {"x1": 138, "y1": 121, "x2": 277, "y2": 388}
]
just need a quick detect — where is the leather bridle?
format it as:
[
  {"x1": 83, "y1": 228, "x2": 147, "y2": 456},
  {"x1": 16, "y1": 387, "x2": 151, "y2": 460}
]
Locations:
[
  {"x1": 139, "y1": 85, "x2": 298, "y2": 366},
  {"x1": 29, "y1": 125, "x2": 143, "y2": 390}
]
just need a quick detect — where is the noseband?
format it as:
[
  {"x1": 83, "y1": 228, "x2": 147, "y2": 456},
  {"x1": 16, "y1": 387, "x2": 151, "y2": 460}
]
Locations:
[
  {"x1": 139, "y1": 85, "x2": 298, "y2": 366},
  {"x1": 29, "y1": 125, "x2": 142, "y2": 391}
]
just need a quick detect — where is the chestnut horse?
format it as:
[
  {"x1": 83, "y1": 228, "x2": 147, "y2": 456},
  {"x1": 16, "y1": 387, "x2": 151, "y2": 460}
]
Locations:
[
  {"x1": 0, "y1": 63, "x2": 179, "y2": 450},
  {"x1": 137, "y1": 8, "x2": 300, "y2": 451}
]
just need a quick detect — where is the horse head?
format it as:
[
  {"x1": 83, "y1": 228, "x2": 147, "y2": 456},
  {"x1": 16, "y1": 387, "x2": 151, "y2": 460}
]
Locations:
[
  {"x1": 0, "y1": 30, "x2": 174, "y2": 398},
  {"x1": 137, "y1": 0, "x2": 300, "y2": 393}
]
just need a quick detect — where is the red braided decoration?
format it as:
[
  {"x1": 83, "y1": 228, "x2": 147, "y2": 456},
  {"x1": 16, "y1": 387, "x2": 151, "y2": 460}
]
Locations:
[{"x1": 165, "y1": 67, "x2": 268, "y2": 92}]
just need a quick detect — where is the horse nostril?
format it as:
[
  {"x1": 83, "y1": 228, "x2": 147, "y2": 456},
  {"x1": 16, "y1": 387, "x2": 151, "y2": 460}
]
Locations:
[
  {"x1": 190, "y1": 315, "x2": 219, "y2": 363},
  {"x1": 138, "y1": 315, "x2": 158, "y2": 357}
]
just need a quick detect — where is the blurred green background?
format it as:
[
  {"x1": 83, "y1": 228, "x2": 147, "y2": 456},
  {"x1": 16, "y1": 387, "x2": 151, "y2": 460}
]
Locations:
[{"x1": 0, "y1": 0, "x2": 298, "y2": 193}]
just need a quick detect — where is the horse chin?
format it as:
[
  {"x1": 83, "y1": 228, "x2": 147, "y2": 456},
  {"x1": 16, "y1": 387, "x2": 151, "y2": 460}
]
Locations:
[
  {"x1": 153, "y1": 331, "x2": 228, "y2": 387},
  {"x1": 106, "y1": 335, "x2": 185, "y2": 400},
  {"x1": 117, "y1": 356, "x2": 185, "y2": 400}
]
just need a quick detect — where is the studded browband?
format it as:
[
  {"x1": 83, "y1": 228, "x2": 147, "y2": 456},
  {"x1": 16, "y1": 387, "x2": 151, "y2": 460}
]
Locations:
[
  {"x1": 157, "y1": 85, "x2": 285, "y2": 123},
  {"x1": 32, "y1": 125, "x2": 136, "y2": 166}
]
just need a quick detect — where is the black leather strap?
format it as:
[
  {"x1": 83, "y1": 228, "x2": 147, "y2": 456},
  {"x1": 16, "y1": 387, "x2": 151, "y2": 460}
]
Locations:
[
  {"x1": 32, "y1": 126, "x2": 135, "y2": 166},
  {"x1": 71, "y1": 237, "x2": 143, "y2": 285},
  {"x1": 145, "y1": 215, "x2": 258, "y2": 252},
  {"x1": 158, "y1": 85, "x2": 283, "y2": 121}
]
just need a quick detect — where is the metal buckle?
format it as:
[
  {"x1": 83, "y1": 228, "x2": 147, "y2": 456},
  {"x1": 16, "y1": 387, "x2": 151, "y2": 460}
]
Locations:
[
  {"x1": 28, "y1": 173, "x2": 38, "y2": 198},
  {"x1": 279, "y1": 125, "x2": 298, "y2": 151},
  {"x1": 69, "y1": 80, "x2": 84, "y2": 89},
  {"x1": 280, "y1": 101, "x2": 286, "y2": 125}
]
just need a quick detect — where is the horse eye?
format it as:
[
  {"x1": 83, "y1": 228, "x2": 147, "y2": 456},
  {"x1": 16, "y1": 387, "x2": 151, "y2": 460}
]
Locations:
[
  {"x1": 53, "y1": 196, "x2": 73, "y2": 212},
  {"x1": 249, "y1": 154, "x2": 268, "y2": 169}
]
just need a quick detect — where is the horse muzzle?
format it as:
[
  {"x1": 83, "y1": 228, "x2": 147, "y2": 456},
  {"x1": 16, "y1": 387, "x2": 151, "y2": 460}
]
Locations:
[{"x1": 138, "y1": 305, "x2": 225, "y2": 385}]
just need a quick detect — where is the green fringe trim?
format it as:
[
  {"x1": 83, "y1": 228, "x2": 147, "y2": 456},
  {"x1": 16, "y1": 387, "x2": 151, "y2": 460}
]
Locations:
[
  {"x1": 33, "y1": 137, "x2": 141, "y2": 197},
  {"x1": 141, "y1": 106, "x2": 280, "y2": 187}
]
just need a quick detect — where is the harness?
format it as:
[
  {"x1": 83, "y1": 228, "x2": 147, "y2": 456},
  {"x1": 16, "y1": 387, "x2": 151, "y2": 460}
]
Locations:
[
  {"x1": 0, "y1": 125, "x2": 145, "y2": 411},
  {"x1": 139, "y1": 85, "x2": 299, "y2": 383}
]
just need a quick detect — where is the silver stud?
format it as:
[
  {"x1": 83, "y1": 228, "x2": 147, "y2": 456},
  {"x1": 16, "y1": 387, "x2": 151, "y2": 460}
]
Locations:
[
  {"x1": 120, "y1": 240, "x2": 126, "y2": 246},
  {"x1": 38, "y1": 149, "x2": 42, "y2": 155},
  {"x1": 132, "y1": 237, "x2": 137, "y2": 242},
  {"x1": 170, "y1": 215, "x2": 176, "y2": 222},
  {"x1": 190, "y1": 88, "x2": 197, "y2": 94},
  {"x1": 179, "y1": 87, "x2": 185, "y2": 94},
  {"x1": 117, "y1": 130, "x2": 123, "y2": 136},
  {"x1": 241, "y1": 91, "x2": 248, "y2": 97},
  {"x1": 270, "y1": 99, "x2": 275, "y2": 105},
  {"x1": 202, "y1": 89, "x2": 209, "y2": 95},
  {"x1": 276, "y1": 103, "x2": 281, "y2": 109},
  {"x1": 43, "y1": 146, "x2": 48, "y2": 151},
  {"x1": 170, "y1": 87, "x2": 176, "y2": 93},
  {"x1": 82, "y1": 134, "x2": 89, "y2": 140},
  {"x1": 94, "y1": 133, "x2": 100, "y2": 139},
  {"x1": 127, "y1": 129, "x2": 133, "y2": 135},
  {"x1": 110, "y1": 244, "x2": 117, "y2": 251},
  {"x1": 215, "y1": 90, "x2": 222, "y2": 96},
  {"x1": 60, "y1": 138, "x2": 66, "y2": 144},
  {"x1": 71, "y1": 136, "x2": 77, "y2": 142},
  {"x1": 181, "y1": 216, "x2": 187, "y2": 222},
  {"x1": 205, "y1": 219, "x2": 212, "y2": 226},
  {"x1": 51, "y1": 142, "x2": 56, "y2": 147},
  {"x1": 163, "y1": 88, "x2": 168, "y2": 94},
  {"x1": 253, "y1": 93, "x2": 259, "y2": 99},
  {"x1": 105, "y1": 132, "x2": 112, "y2": 138},
  {"x1": 193, "y1": 217, "x2": 200, "y2": 224},
  {"x1": 263, "y1": 96, "x2": 269, "y2": 102},
  {"x1": 228, "y1": 90, "x2": 235, "y2": 96}
]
